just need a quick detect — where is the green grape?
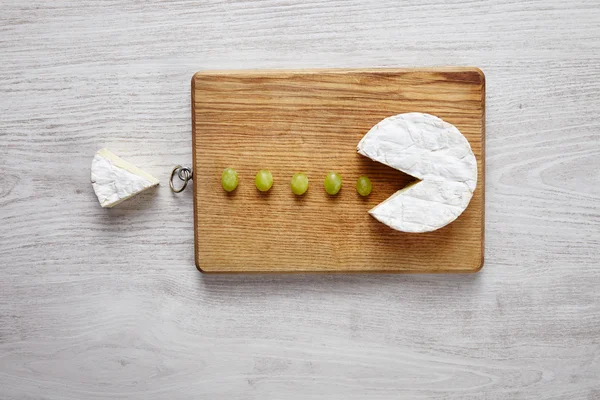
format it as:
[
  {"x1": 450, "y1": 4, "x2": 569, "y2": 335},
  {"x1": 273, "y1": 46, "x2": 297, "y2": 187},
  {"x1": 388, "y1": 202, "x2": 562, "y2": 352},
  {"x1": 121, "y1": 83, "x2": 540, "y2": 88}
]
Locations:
[
  {"x1": 221, "y1": 168, "x2": 238, "y2": 192},
  {"x1": 255, "y1": 169, "x2": 273, "y2": 192},
  {"x1": 324, "y1": 171, "x2": 342, "y2": 195},
  {"x1": 290, "y1": 173, "x2": 309, "y2": 195},
  {"x1": 356, "y1": 176, "x2": 372, "y2": 196}
]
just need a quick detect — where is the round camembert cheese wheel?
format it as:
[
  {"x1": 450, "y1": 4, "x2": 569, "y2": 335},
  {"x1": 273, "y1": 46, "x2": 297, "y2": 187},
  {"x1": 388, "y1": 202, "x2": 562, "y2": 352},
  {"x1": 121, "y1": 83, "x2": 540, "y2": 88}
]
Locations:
[{"x1": 357, "y1": 113, "x2": 477, "y2": 233}]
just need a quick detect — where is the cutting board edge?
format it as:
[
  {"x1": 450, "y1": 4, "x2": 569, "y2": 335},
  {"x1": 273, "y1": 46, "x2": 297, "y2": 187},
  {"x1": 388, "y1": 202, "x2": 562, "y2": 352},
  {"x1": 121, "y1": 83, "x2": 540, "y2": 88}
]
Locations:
[
  {"x1": 194, "y1": 260, "x2": 485, "y2": 274},
  {"x1": 192, "y1": 66, "x2": 485, "y2": 79}
]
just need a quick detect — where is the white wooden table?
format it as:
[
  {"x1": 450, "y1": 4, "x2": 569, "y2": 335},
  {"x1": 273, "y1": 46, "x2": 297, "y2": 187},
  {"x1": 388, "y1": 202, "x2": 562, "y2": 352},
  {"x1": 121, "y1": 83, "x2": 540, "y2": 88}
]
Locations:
[{"x1": 1, "y1": 1, "x2": 599, "y2": 398}]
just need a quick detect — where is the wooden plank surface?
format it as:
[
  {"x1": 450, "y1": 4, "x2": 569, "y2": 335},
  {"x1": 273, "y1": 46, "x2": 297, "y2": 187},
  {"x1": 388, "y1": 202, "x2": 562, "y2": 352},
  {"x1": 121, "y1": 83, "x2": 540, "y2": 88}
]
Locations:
[
  {"x1": 193, "y1": 68, "x2": 485, "y2": 272},
  {"x1": 1, "y1": 0, "x2": 600, "y2": 399}
]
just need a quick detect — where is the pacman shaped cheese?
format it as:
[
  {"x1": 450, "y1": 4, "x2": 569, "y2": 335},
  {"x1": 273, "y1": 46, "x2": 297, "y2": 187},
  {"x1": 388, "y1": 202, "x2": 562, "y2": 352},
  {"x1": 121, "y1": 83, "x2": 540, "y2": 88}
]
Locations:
[{"x1": 357, "y1": 113, "x2": 478, "y2": 233}]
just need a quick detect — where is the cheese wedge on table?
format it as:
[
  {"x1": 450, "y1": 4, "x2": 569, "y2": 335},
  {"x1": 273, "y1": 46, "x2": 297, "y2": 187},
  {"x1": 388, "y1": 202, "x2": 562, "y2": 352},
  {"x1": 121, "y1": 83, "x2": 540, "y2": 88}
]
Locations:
[
  {"x1": 91, "y1": 148, "x2": 159, "y2": 208},
  {"x1": 357, "y1": 113, "x2": 477, "y2": 233}
]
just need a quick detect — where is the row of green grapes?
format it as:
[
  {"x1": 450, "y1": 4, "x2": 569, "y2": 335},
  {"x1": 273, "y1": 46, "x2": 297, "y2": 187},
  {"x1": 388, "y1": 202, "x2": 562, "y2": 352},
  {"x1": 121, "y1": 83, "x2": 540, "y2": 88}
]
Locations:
[{"x1": 221, "y1": 168, "x2": 372, "y2": 196}]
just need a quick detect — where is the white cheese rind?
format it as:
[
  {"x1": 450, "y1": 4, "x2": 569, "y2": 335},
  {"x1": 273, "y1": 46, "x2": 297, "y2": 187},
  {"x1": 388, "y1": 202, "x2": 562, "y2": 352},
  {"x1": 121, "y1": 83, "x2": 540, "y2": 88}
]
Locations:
[
  {"x1": 357, "y1": 113, "x2": 477, "y2": 233},
  {"x1": 91, "y1": 148, "x2": 159, "y2": 208}
]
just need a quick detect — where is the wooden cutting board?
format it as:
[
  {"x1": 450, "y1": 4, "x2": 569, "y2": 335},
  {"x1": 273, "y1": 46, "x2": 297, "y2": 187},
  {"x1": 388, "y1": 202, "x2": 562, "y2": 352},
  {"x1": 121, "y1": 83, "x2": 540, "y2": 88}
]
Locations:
[{"x1": 192, "y1": 68, "x2": 485, "y2": 273}]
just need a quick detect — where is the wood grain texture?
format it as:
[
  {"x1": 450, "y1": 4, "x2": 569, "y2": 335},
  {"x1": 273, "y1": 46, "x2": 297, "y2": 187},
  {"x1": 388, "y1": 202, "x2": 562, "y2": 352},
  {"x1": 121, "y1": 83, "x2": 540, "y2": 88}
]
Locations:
[
  {"x1": 1, "y1": 0, "x2": 600, "y2": 399},
  {"x1": 193, "y1": 68, "x2": 485, "y2": 272}
]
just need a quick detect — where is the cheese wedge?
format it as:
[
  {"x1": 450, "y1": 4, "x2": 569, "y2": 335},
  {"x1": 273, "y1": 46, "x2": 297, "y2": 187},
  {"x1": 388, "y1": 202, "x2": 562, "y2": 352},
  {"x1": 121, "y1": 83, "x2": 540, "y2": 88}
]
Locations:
[
  {"x1": 357, "y1": 113, "x2": 477, "y2": 233},
  {"x1": 91, "y1": 148, "x2": 159, "y2": 208}
]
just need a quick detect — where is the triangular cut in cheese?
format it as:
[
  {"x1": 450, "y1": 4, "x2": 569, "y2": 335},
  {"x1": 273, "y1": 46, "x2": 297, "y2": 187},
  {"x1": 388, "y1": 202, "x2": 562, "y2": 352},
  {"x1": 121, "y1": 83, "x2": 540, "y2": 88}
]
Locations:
[
  {"x1": 91, "y1": 148, "x2": 159, "y2": 208},
  {"x1": 357, "y1": 113, "x2": 477, "y2": 233}
]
